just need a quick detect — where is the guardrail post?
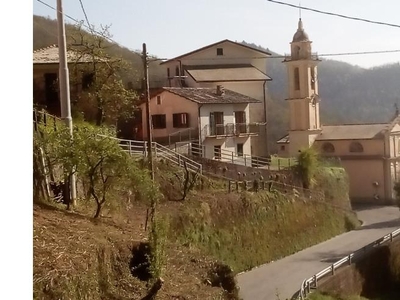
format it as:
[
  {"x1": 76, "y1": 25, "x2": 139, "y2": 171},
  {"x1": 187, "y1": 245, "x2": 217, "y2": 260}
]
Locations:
[
  {"x1": 313, "y1": 275, "x2": 317, "y2": 288},
  {"x1": 390, "y1": 233, "x2": 393, "y2": 242},
  {"x1": 129, "y1": 141, "x2": 132, "y2": 156},
  {"x1": 178, "y1": 155, "x2": 181, "y2": 166},
  {"x1": 331, "y1": 264, "x2": 335, "y2": 275},
  {"x1": 231, "y1": 152, "x2": 234, "y2": 163},
  {"x1": 348, "y1": 254, "x2": 352, "y2": 264},
  {"x1": 244, "y1": 155, "x2": 247, "y2": 167},
  {"x1": 154, "y1": 143, "x2": 158, "y2": 158},
  {"x1": 143, "y1": 142, "x2": 147, "y2": 157}
]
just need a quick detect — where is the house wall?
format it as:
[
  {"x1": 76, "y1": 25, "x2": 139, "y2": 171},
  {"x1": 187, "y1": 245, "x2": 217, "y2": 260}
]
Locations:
[
  {"x1": 140, "y1": 91, "x2": 199, "y2": 142},
  {"x1": 161, "y1": 41, "x2": 269, "y2": 157},
  {"x1": 199, "y1": 103, "x2": 252, "y2": 164},
  {"x1": 313, "y1": 138, "x2": 393, "y2": 203},
  {"x1": 341, "y1": 159, "x2": 385, "y2": 203},
  {"x1": 199, "y1": 103, "x2": 249, "y2": 140}
]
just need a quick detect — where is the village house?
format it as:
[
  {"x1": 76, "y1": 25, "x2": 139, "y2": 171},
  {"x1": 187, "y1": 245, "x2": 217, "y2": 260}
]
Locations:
[
  {"x1": 138, "y1": 86, "x2": 264, "y2": 165},
  {"x1": 159, "y1": 39, "x2": 272, "y2": 157},
  {"x1": 277, "y1": 18, "x2": 400, "y2": 203},
  {"x1": 33, "y1": 44, "x2": 95, "y2": 117}
]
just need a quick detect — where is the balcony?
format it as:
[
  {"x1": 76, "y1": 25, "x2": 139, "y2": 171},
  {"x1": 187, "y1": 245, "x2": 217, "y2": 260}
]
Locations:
[{"x1": 202, "y1": 123, "x2": 265, "y2": 138}]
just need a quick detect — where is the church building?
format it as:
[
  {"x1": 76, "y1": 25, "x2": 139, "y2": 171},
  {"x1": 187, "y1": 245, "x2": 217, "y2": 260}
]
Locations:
[{"x1": 277, "y1": 19, "x2": 400, "y2": 204}]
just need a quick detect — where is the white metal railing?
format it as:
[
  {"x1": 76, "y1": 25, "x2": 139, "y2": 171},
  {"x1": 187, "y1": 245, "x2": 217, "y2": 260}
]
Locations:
[
  {"x1": 174, "y1": 141, "x2": 296, "y2": 170},
  {"x1": 99, "y1": 135, "x2": 202, "y2": 174},
  {"x1": 202, "y1": 122, "x2": 265, "y2": 138},
  {"x1": 295, "y1": 227, "x2": 400, "y2": 300}
]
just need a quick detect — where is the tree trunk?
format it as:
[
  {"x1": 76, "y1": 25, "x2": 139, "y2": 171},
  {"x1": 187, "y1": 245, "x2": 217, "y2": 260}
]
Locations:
[
  {"x1": 96, "y1": 97, "x2": 103, "y2": 126},
  {"x1": 94, "y1": 202, "x2": 102, "y2": 218}
]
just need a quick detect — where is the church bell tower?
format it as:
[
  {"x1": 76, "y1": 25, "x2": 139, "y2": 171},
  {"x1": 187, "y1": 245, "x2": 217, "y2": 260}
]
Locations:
[{"x1": 284, "y1": 18, "x2": 322, "y2": 156}]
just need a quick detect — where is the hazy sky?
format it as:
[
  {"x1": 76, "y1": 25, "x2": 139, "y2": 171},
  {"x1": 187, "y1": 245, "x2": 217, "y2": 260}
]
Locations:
[{"x1": 33, "y1": 0, "x2": 400, "y2": 68}]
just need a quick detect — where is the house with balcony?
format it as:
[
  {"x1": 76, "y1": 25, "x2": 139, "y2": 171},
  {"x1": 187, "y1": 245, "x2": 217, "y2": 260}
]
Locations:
[
  {"x1": 138, "y1": 86, "x2": 265, "y2": 165},
  {"x1": 159, "y1": 39, "x2": 272, "y2": 157}
]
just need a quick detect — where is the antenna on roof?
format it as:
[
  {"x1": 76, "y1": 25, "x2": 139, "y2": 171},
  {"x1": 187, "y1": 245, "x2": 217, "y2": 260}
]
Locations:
[{"x1": 299, "y1": 2, "x2": 302, "y2": 19}]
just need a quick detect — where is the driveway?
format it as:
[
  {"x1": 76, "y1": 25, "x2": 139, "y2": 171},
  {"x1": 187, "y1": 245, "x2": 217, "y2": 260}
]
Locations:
[{"x1": 236, "y1": 205, "x2": 400, "y2": 300}]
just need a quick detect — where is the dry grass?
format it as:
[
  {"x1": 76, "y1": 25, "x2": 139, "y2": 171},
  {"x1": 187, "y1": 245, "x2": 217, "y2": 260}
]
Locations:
[{"x1": 33, "y1": 201, "x2": 227, "y2": 300}]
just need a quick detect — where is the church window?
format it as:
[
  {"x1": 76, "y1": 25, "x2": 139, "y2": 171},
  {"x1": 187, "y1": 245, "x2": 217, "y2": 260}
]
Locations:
[
  {"x1": 322, "y1": 142, "x2": 335, "y2": 153},
  {"x1": 294, "y1": 67, "x2": 300, "y2": 90},
  {"x1": 349, "y1": 141, "x2": 364, "y2": 153},
  {"x1": 310, "y1": 67, "x2": 316, "y2": 90}
]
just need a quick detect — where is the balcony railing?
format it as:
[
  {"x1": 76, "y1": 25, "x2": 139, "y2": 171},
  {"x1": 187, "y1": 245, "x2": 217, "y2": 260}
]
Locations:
[{"x1": 202, "y1": 122, "x2": 265, "y2": 138}]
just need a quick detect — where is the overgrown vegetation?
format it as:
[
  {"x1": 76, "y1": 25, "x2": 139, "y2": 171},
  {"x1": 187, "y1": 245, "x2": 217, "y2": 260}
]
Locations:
[{"x1": 296, "y1": 147, "x2": 319, "y2": 189}]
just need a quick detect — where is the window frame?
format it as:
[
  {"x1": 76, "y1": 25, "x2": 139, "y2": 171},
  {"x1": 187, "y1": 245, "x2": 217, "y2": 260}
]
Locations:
[
  {"x1": 216, "y1": 48, "x2": 224, "y2": 56},
  {"x1": 172, "y1": 113, "x2": 189, "y2": 128},
  {"x1": 322, "y1": 142, "x2": 335, "y2": 153},
  {"x1": 151, "y1": 114, "x2": 166, "y2": 129}
]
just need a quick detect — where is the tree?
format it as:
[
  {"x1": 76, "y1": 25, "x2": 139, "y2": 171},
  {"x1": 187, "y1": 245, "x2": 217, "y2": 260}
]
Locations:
[
  {"x1": 68, "y1": 23, "x2": 139, "y2": 126},
  {"x1": 296, "y1": 147, "x2": 319, "y2": 189},
  {"x1": 174, "y1": 161, "x2": 201, "y2": 201}
]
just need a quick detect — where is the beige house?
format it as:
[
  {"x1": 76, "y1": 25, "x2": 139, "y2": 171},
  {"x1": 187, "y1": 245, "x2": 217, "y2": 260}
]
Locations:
[
  {"x1": 33, "y1": 44, "x2": 96, "y2": 117},
  {"x1": 276, "y1": 19, "x2": 400, "y2": 203},
  {"x1": 139, "y1": 86, "x2": 264, "y2": 165},
  {"x1": 159, "y1": 39, "x2": 272, "y2": 157}
]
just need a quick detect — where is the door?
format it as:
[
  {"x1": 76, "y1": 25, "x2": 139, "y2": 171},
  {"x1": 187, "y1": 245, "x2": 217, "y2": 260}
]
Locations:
[
  {"x1": 210, "y1": 112, "x2": 224, "y2": 136},
  {"x1": 234, "y1": 111, "x2": 246, "y2": 134},
  {"x1": 44, "y1": 73, "x2": 60, "y2": 116}
]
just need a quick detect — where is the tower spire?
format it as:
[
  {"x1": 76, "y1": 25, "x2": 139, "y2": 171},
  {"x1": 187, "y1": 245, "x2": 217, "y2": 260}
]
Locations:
[{"x1": 299, "y1": 2, "x2": 302, "y2": 19}]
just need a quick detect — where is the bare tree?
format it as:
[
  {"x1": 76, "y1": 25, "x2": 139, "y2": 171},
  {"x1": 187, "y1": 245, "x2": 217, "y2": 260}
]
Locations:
[{"x1": 174, "y1": 161, "x2": 201, "y2": 201}]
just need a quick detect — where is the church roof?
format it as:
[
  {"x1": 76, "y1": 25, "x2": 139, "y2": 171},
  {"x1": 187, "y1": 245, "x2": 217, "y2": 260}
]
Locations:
[
  {"x1": 316, "y1": 124, "x2": 387, "y2": 141},
  {"x1": 292, "y1": 19, "x2": 310, "y2": 43}
]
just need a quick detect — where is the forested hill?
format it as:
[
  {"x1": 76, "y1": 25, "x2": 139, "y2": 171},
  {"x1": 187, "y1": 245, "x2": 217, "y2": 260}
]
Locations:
[
  {"x1": 33, "y1": 15, "x2": 399, "y2": 152},
  {"x1": 242, "y1": 41, "x2": 400, "y2": 125}
]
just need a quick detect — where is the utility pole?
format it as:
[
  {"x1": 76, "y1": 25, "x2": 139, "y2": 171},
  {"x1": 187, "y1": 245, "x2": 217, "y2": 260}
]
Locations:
[
  {"x1": 57, "y1": 0, "x2": 77, "y2": 204},
  {"x1": 143, "y1": 43, "x2": 154, "y2": 180}
]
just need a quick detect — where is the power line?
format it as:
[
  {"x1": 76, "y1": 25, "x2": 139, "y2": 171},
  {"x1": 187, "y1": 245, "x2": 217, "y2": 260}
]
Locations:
[
  {"x1": 266, "y1": 0, "x2": 400, "y2": 29},
  {"x1": 156, "y1": 49, "x2": 400, "y2": 62},
  {"x1": 77, "y1": 0, "x2": 93, "y2": 34},
  {"x1": 36, "y1": 0, "x2": 136, "y2": 52}
]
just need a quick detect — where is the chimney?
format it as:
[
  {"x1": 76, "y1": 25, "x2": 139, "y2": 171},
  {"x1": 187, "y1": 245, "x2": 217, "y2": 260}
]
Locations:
[{"x1": 216, "y1": 85, "x2": 225, "y2": 96}]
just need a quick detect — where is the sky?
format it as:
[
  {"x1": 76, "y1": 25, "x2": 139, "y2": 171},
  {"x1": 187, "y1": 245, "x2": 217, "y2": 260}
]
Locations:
[{"x1": 32, "y1": 0, "x2": 400, "y2": 69}]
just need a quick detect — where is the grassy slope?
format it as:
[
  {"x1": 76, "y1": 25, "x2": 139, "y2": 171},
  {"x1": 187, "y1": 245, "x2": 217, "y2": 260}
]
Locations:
[
  {"x1": 33, "y1": 161, "x2": 358, "y2": 299},
  {"x1": 33, "y1": 201, "x2": 226, "y2": 300}
]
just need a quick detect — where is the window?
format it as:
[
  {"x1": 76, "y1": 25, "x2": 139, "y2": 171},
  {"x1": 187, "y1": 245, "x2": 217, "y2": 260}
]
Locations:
[
  {"x1": 310, "y1": 67, "x2": 316, "y2": 90},
  {"x1": 237, "y1": 143, "x2": 244, "y2": 157},
  {"x1": 322, "y1": 142, "x2": 335, "y2": 153},
  {"x1": 173, "y1": 113, "x2": 189, "y2": 128},
  {"x1": 82, "y1": 73, "x2": 94, "y2": 90},
  {"x1": 151, "y1": 114, "x2": 166, "y2": 129},
  {"x1": 156, "y1": 95, "x2": 162, "y2": 105},
  {"x1": 294, "y1": 67, "x2": 300, "y2": 90},
  {"x1": 214, "y1": 145, "x2": 221, "y2": 159},
  {"x1": 280, "y1": 145, "x2": 285, "y2": 151},
  {"x1": 216, "y1": 48, "x2": 223, "y2": 56},
  {"x1": 175, "y1": 66, "x2": 180, "y2": 76},
  {"x1": 349, "y1": 141, "x2": 364, "y2": 153}
]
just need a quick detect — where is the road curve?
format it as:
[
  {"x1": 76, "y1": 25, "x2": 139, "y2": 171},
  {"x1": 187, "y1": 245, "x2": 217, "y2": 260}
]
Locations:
[{"x1": 236, "y1": 205, "x2": 400, "y2": 300}]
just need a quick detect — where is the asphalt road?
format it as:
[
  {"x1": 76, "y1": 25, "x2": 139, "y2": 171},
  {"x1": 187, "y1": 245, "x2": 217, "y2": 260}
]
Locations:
[{"x1": 236, "y1": 205, "x2": 400, "y2": 300}]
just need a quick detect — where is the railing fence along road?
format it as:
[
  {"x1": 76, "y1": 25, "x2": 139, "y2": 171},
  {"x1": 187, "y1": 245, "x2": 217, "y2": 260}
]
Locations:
[{"x1": 295, "y1": 228, "x2": 400, "y2": 300}]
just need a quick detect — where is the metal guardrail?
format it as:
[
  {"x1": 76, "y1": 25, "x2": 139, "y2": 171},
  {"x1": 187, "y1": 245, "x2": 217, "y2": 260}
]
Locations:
[
  {"x1": 173, "y1": 141, "x2": 296, "y2": 170},
  {"x1": 33, "y1": 109, "x2": 61, "y2": 132},
  {"x1": 99, "y1": 135, "x2": 203, "y2": 174},
  {"x1": 295, "y1": 227, "x2": 400, "y2": 300},
  {"x1": 202, "y1": 122, "x2": 265, "y2": 138}
]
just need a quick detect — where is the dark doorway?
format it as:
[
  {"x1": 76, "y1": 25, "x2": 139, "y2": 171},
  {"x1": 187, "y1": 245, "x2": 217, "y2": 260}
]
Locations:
[{"x1": 44, "y1": 73, "x2": 60, "y2": 116}]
